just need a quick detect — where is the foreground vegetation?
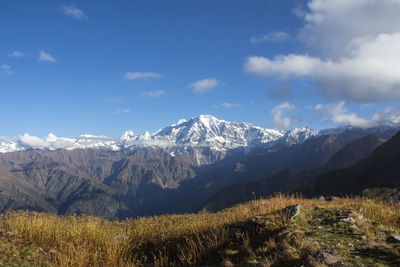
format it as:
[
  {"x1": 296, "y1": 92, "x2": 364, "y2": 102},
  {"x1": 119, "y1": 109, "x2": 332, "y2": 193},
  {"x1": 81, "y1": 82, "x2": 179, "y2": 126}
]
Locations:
[{"x1": 0, "y1": 194, "x2": 399, "y2": 266}]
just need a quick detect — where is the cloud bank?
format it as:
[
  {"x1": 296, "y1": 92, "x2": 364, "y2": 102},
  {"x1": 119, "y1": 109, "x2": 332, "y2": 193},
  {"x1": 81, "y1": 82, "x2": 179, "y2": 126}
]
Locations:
[
  {"x1": 245, "y1": 0, "x2": 400, "y2": 103},
  {"x1": 315, "y1": 101, "x2": 400, "y2": 128}
]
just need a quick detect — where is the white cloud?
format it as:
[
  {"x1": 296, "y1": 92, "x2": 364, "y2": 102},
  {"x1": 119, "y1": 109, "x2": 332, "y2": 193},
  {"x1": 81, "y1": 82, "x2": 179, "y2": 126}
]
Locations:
[
  {"x1": 299, "y1": 0, "x2": 400, "y2": 56},
  {"x1": 189, "y1": 78, "x2": 219, "y2": 94},
  {"x1": 244, "y1": 0, "x2": 400, "y2": 103},
  {"x1": 221, "y1": 102, "x2": 240, "y2": 108},
  {"x1": 141, "y1": 90, "x2": 165, "y2": 98},
  {"x1": 62, "y1": 5, "x2": 88, "y2": 21},
  {"x1": 250, "y1": 32, "x2": 290, "y2": 44},
  {"x1": 125, "y1": 72, "x2": 162, "y2": 81},
  {"x1": 18, "y1": 134, "x2": 47, "y2": 149},
  {"x1": 315, "y1": 101, "x2": 369, "y2": 127},
  {"x1": 116, "y1": 108, "x2": 130, "y2": 114},
  {"x1": 1, "y1": 65, "x2": 13, "y2": 75},
  {"x1": 8, "y1": 51, "x2": 24, "y2": 58},
  {"x1": 271, "y1": 102, "x2": 297, "y2": 128},
  {"x1": 245, "y1": 33, "x2": 400, "y2": 102},
  {"x1": 314, "y1": 101, "x2": 400, "y2": 127},
  {"x1": 39, "y1": 50, "x2": 56, "y2": 63},
  {"x1": 371, "y1": 106, "x2": 400, "y2": 126},
  {"x1": 292, "y1": 5, "x2": 307, "y2": 18}
]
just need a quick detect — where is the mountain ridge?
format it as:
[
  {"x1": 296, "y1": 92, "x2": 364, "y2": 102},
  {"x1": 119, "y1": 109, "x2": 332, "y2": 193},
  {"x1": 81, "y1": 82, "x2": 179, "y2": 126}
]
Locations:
[{"x1": 0, "y1": 114, "x2": 360, "y2": 154}]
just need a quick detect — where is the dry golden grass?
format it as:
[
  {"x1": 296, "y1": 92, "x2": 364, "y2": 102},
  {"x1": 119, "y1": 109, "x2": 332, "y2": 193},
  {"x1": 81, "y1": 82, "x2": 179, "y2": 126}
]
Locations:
[{"x1": 0, "y1": 194, "x2": 399, "y2": 266}]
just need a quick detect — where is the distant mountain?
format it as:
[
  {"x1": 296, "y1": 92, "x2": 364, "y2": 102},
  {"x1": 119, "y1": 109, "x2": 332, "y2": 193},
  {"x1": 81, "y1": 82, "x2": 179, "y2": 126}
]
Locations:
[
  {"x1": 1, "y1": 115, "x2": 399, "y2": 218},
  {"x1": 0, "y1": 148, "x2": 196, "y2": 218},
  {"x1": 201, "y1": 131, "x2": 392, "y2": 211},
  {"x1": 299, "y1": 130, "x2": 400, "y2": 197},
  {"x1": 0, "y1": 115, "x2": 318, "y2": 165},
  {"x1": 323, "y1": 134, "x2": 385, "y2": 171}
]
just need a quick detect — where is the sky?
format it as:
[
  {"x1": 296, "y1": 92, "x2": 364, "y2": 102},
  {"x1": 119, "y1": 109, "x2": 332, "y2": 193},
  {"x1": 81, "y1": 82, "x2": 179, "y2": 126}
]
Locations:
[{"x1": 1, "y1": 0, "x2": 400, "y2": 138}]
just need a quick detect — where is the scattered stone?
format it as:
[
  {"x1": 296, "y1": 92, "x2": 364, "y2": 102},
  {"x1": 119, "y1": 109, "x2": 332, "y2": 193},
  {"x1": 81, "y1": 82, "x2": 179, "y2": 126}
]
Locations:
[
  {"x1": 281, "y1": 204, "x2": 301, "y2": 219},
  {"x1": 4, "y1": 230, "x2": 18, "y2": 236},
  {"x1": 326, "y1": 196, "x2": 337, "y2": 201},
  {"x1": 350, "y1": 224, "x2": 359, "y2": 231},
  {"x1": 319, "y1": 196, "x2": 326, "y2": 201},
  {"x1": 386, "y1": 234, "x2": 400, "y2": 244},
  {"x1": 341, "y1": 216, "x2": 355, "y2": 224},
  {"x1": 349, "y1": 211, "x2": 364, "y2": 220},
  {"x1": 322, "y1": 251, "x2": 342, "y2": 265},
  {"x1": 320, "y1": 232, "x2": 330, "y2": 237},
  {"x1": 250, "y1": 215, "x2": 264, "y2": 223}
]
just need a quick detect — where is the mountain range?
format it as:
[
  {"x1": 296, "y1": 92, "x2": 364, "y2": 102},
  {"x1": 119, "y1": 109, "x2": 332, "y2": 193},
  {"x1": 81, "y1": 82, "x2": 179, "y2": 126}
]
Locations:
[
  {"x1": 0, "y1": 115, "x2": 399, "y2": 219},
  {"x1": 1, "y1": 115, "x2": 318, "y2": 156}
]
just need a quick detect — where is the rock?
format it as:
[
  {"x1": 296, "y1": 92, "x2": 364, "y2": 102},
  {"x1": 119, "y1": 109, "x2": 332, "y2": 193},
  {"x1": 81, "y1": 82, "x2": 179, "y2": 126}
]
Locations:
[
  {"x1": 349, "y1": 211, "x2": 364, "y2": 220},
  {"x1": 281, "y1": 204, "x2": 301, "y2": 219},
  {"x1": 350, "y1": 224, "x2": 359, "y2": 230},
  {"x1": 319, "y1": 196, "x2": 326, "y2": 201},
  {"x1": 341, "y1": 216, "x2": 355, "y2": 224},
  {"x1": 322, "y1": 251, "x2": 342, "y2": 265},
  {"x1": 250, "y1": 215, "x2": 264, "y2": 223},
  {"x1": 326, "y1": 196, "x2": 337, "y2": 201},
  {"x1": 4, "y1": 230, "x2": 18, "y2": 236},
  {"x1": 386, "y1": 235, "x2": 400, "y2": 244}
]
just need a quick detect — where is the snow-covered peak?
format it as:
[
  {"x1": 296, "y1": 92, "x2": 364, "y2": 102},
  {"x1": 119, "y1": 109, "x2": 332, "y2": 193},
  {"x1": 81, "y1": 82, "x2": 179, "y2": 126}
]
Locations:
[
  {"x1": 45, "y1": 133, "x2": 58, "y2": 142},
  {"x1": 153, "y1": 115, "x2": 285, "y2": 151},
  {"x1": 282, "y1": 126, "x2": 318, "y2": 145},
  {"x1": 120, "y1": 130, "x2": 135, "y2": 142},
  {"x1": 171, "y1": 118, "x2": 187, "y2": 127},
  {"x1": 1, "y1": 115, "x2": 368, "y2": 154},
  {"x1": 0, "y1": 137, "x2": 19, "y2": 153}
]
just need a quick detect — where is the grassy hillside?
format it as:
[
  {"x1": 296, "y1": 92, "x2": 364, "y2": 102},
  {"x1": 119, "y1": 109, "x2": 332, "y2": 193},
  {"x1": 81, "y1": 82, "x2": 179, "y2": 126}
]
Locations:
[{"x1": 0, "y1": 195, "x2": 399, "y2": 266}]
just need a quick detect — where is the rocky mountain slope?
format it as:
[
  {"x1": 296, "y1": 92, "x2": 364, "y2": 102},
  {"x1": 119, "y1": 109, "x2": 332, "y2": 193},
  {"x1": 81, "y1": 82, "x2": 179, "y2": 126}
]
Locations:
[
  {"x1": 299, "y1": 130, "x2": 400, "y2": 198},
  {"x1": 202, "y1": 133, "x2": 388, "y2": 211}
]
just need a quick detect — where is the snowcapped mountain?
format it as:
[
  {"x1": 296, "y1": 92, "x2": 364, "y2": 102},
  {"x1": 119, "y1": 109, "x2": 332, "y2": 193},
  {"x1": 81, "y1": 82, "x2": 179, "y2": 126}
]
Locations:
[
  {"x1": 0, "y1": 137, "x2": 18, "y2": 153},
  {"x1": 136, "y1": 115, "x2": 286, "y2": 151},
  {"x1": 281, "y1": 126, "x2": 318, "y2": 145},
  {"x1": 0, "y1": 115, "x2": 342, "y2": 155}
]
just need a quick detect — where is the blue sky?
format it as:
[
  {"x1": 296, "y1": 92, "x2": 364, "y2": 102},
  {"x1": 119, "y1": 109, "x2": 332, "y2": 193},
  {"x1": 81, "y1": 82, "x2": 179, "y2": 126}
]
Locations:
[{"x1": 1, "y1": 0, "x2": 400, "y2": 138}]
